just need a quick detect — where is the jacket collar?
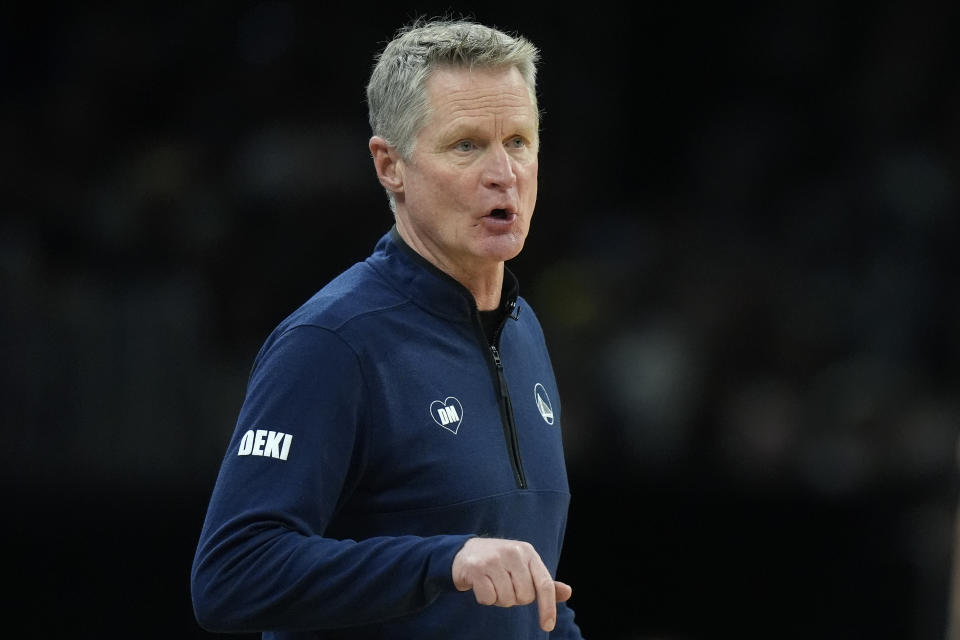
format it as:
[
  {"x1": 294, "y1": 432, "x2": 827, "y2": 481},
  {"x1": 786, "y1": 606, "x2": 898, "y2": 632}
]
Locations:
[{"x1": 366, "y1": 225, "x2": 520, "y2": 324}]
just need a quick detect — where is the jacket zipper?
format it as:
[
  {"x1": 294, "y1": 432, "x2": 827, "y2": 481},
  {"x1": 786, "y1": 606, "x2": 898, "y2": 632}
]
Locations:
[{"x1": 489, "y1": 343, "x2": 527, "y2": 489}]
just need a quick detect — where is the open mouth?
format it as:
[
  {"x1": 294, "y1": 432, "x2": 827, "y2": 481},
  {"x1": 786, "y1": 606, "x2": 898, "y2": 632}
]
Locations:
[{"x1": 481, "y1": 207, "x2": 517, "y2": 226}]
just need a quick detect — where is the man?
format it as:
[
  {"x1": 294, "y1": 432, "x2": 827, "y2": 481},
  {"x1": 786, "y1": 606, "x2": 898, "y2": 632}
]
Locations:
[{"x1": 192, "y1": 19, "x2": 583, "y2": 638}]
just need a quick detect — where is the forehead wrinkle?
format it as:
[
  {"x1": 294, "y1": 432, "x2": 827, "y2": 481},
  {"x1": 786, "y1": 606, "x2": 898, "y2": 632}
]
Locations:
[
  {"x1": 444, "y1": 105, "x2": 534, "y2": 125},
  {"x1": 422, "y1": 69, "x2": 538, "y2": 141},
  {"x1": 433, "y1": 91, "x2": 536, "y2": 128},
  {"x1": 435, "y1": 109, "x2": 537, "y2": 140},
  {"x1": 436, "y1": 91, "x2": 532, "y2": 118},
  {"x1": 443, "y1": 86, "x2": 530, "y2": 106}
]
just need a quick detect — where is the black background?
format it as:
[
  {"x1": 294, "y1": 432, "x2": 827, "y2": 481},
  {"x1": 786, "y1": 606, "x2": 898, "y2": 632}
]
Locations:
[{"x1": 3, "y1": 2, "x2": 959, "y2": 638}]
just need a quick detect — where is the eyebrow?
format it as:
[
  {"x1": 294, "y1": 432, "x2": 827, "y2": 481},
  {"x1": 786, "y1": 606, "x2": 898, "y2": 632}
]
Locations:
[{"x1": 437, "y1": 115, "x2": 538, "y2": 142}]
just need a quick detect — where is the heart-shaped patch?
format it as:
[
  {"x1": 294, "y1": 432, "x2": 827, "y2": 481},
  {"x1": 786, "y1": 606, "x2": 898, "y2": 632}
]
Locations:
[{"x1": 430, "y1": 397, "x2": 464, "y2": 434}]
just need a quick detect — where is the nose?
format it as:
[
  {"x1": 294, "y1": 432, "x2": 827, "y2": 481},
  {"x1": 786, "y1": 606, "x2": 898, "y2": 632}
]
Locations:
[{"x1": 481, "y1": 144, "x2": 517, "y2": 190}]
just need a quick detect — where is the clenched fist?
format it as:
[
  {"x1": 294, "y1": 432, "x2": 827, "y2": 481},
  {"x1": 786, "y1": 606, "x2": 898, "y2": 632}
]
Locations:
[{"x1": 451, "y1": 537, "x2": 573, "y2": 632}]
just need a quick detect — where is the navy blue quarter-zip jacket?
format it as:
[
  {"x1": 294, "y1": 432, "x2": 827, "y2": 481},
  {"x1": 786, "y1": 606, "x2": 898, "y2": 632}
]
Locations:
[{"x1": 191, "y1": 228, "x2": 582, "y2": 638}]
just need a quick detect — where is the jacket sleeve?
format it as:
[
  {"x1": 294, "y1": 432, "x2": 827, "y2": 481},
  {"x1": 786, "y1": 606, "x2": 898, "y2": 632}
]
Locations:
[{"x1": 190, "y1": 324, "x2": 472, "y2": 632}]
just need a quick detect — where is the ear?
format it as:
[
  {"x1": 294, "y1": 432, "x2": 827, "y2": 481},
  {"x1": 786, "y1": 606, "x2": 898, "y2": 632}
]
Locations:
[{"x1": 369, "y1": 136, "x2": 404, "y2": 195}]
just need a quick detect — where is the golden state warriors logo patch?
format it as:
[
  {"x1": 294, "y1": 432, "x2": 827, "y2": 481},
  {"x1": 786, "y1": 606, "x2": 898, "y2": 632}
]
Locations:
[{"x1": 534, "y1": 383, "x2": 554, "y2": 425}]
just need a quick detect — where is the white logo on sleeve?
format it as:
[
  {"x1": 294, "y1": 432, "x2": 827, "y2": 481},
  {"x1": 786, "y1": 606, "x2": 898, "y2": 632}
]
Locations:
[
  {"x1": 534, "y1": 383, "x2": 555, "y2": 425},
  {"x1": 238, "y1": 429, "x2": 293, "y2": 460},
  {"x1": 430, "y1": 397, "x2": 464, "y2": 434}
]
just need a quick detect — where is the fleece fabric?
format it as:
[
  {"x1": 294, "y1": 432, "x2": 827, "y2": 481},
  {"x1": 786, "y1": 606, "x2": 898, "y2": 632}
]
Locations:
[{"x1": 191, "y1": 227, "x2": 582, "y2": 638}]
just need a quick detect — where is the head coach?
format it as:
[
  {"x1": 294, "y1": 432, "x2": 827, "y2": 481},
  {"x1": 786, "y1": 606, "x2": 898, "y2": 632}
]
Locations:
[{"x1": 191, "y1": 18, "x2": 584, "y2": 638}]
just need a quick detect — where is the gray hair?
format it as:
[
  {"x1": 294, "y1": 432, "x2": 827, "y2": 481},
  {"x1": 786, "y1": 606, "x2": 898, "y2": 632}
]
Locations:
[{"x1": 367, "y1": 18, "x2": 541, "y2": 160}]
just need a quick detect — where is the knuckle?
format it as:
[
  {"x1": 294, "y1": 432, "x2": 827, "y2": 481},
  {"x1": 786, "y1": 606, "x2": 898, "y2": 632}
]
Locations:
[{"x1": 537, "y1": 577, "x2": 554, "y2": 592}]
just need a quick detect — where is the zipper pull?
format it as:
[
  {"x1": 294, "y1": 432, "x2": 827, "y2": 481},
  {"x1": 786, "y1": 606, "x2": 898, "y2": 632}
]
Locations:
[
  {"x1": 490, "y1": 346, "x2": 509, "y2": 400},
  {"x1": 490, "y1": 345, "x2": 503, "y2": 369}
]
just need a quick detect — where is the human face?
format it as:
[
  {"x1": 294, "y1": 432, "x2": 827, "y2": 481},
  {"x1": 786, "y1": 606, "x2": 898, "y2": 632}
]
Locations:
[{"x1": 395, "y1": 65, "x2": 539, "y2": 277}]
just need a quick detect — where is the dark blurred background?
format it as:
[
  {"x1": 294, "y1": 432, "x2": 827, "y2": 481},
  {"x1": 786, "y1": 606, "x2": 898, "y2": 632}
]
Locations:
[{"x1": 3, "y1": 1, "x2": 959, "y2": 638}]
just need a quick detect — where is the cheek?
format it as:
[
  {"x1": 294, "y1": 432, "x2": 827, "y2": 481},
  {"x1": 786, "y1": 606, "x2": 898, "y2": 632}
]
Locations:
[
  {"x1": 425, "y1": 166, "x2": 468, "y2": 199},
  {"x1": 521, "y1": 163, "x2": 538, "y2": 205},
  {"x1": 521, "y1": 158, "x2": 538, "y2": 185}
]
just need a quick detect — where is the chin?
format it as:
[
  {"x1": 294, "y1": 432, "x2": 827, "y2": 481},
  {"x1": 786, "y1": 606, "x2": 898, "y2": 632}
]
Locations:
[{"x1": 475, "y1": 233, "x2": 526, "y2": 263}]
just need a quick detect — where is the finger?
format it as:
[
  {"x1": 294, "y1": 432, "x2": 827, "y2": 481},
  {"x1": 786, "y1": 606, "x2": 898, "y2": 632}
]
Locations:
[
  {"x1": 511, "y1": 567, "x2": 537, "y2": 606},
  {"x1": 473, "y1": 575, "x2": 498, "y2": 606},
  {"x1": 555, "y1": 580, "x2": 572, "y2": 603},
  {"x1": 528, "y1": 559, "x2": 557, "y2": 632},
  {"x1": 490, "y1": 568, "x2": 517, "y2": 606}
]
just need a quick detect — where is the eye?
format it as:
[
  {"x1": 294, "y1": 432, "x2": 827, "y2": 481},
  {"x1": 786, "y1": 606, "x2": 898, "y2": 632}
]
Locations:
[
  {"x1": 454, "y1": 140, "x2": 476, "y2": 152},
  {"x1": 507, "y1": 136, "x2": 527, "y2": 149}
]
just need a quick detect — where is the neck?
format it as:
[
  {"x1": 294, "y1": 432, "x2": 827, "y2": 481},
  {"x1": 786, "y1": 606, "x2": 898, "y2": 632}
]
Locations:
[
  {"x1": 394, "y1": 219, "x2": 504, "y2": 311},
  {"x1": 465, "y1": 268, "x2": 504, "y2": 311}
]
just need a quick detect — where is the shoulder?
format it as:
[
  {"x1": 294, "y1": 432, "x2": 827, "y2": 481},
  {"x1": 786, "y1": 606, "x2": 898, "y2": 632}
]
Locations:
[
  {"x1": 515, "y1": 296, "x2": 547, "y2": 336},
  {"x1": 248, "y1": 260, "x2": 410, "y2": 374},
  {"x1": 279, "y1": 261, "x2": 410, "y2": 335}
]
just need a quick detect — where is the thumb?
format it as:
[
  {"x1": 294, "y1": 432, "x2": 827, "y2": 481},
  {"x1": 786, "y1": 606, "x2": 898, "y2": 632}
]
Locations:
[{"x1": 554, "y1": 581, "x2": 572, "y2": 603}]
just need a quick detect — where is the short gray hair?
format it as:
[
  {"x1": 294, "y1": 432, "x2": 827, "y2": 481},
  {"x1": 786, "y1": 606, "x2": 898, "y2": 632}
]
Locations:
[{"x1": 367, "y1": 18, "x2": 541, "y2": 161}]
